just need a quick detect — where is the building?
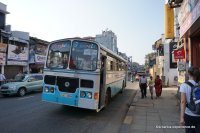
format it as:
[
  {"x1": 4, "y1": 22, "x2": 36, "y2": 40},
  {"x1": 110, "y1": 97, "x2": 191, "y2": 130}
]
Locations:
[
  {"x1": 151, "y1": 34, "x2": 178, "y2": 86},
  {"x1": 0, "y1": 2, "x2": 9, "y2": 30},
  {"x1": 5, "y1": 31, "x2": 29, "y2": 79},
  {"x1": 0, "y1": 2, "x2": 10, "y2": 77},
  {"x1": 29, "y1": 37, "x2": 49, "y2": 73},
  {"x1": 178, "y1": 0, "x2": 200, "y2": 68},
  {"x1": 167, "y1": 0, "x2": 200, "y2": 84},
  {"x1": 0, "y1": 2, "x2": 49, "y2": 79},
  {"x1": 0, "y1": 2, "x2": 30, "y2": 79},
  {"x1": 95, "y1": 30, "x2": 118, "y2": 53}
]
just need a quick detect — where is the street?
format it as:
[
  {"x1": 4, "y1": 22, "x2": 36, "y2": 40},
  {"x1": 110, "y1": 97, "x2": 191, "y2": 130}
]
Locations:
[{"x1": 0, "y1": 82, "x2": 138, "y2": 133}]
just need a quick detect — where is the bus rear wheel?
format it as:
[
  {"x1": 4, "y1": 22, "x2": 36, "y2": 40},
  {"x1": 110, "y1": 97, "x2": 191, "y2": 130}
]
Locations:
[
  {"x1": 105, "y1": 89, "x2": 111, "y2": 107},
  {"x1": 120, "y1": 81, "x2": 125, "y2": 93}
]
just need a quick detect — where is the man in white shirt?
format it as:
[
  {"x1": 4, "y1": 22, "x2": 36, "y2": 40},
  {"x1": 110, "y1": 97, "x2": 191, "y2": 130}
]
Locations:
[
  {"x1": 0, "y1": 73, "x2": 6, "y2": 86},
  {"x1": 139, "y1": 75, "x2": 147, "y2": 98}
]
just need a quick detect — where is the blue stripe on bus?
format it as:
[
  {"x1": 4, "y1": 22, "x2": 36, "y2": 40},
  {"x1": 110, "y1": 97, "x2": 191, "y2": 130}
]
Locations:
[
  {"x1": 42, "y1": 86, "x2": 79, "y2": 106},
  {"x1": 106, "y1": 79, "x2": 124, "y2": 97}
]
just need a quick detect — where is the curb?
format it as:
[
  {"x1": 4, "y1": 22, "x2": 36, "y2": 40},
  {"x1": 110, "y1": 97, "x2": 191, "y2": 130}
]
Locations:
[{"x1": 119, "y1": 90, "x2": 139, "y2": 133}]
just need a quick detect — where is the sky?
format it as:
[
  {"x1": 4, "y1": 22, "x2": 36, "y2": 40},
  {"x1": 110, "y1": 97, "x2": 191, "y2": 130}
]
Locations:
[{"x1": 1, "y1": 0, "x2": 165, "y2": 65}]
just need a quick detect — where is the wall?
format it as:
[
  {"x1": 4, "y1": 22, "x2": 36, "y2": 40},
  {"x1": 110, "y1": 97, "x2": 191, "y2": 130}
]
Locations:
[
  {"x1": 0, "y1": 2, "x2": 7, "y2": 12},
  {"x1": 163, "y1": 40, "x2": 178, "y2": 86}
]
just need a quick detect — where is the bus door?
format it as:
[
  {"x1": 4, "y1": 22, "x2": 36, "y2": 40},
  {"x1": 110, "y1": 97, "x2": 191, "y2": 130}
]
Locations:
[{"x1": 99, "y1": 55, "x2": 106, "y2": 109}]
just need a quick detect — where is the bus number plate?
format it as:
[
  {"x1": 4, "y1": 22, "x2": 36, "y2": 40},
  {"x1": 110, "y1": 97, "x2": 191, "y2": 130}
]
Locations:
[{"x1": 61, "y1": 93, "x2": 72, "y2": 98}]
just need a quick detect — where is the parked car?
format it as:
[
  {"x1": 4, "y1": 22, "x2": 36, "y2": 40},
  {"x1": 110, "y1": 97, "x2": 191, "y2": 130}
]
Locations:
[{"x1": 0, "y1": 74, "x2": 43, "y2": 97}]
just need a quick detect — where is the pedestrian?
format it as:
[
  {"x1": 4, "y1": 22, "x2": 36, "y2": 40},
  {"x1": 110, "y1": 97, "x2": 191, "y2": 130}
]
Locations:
[
  {"x1": 16, "y1": 70, "x2": 24, "y2": 77},
  {"x1": 148, "y1": 76, "x2": 154, "y2": 99},
  {"x1": 154, "y1": 75, "x2": 162, "y2": 98},
  {"x1": 179, "y1": 66, "x2": 200, "y2": 133},
  {"x1": 0, "y1": 72, "x2": 6, "y2": 86},
  {"x1": 15, "y1": 70, "x2": 25, "y2": 81},
  {"x1": 139, "y1": 74, "x2": 147, "y2": 98}
]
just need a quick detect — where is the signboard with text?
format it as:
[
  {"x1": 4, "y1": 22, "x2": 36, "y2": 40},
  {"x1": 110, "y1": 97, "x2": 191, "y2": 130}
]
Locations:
[
  {"x1": 169, "y1": 42, "x2": 177, "y2": 68},
  {"x1": 174, "y1": 47, "x2": 185, "y2": 59},
  {"x1": 35, "y1": 54, "x2": 46, "y2": 64},
  {"x1": 7, "y1": 44, "x2": 28, "y2": 65}
]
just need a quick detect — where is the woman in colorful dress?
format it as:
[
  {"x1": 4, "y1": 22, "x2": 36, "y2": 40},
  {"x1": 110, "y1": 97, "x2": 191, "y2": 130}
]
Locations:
[{"x1": 154, "y1": 75, "x2": 162, "y2": 98}]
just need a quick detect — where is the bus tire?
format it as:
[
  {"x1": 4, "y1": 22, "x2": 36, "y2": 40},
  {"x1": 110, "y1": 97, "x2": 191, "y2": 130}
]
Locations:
[
  {"x1": 120, "y1": 81, "x2": 125, "y2": 93},
  {"x1": 105, "y1": 89, "x2": 111, "y2": 107},
  {"x1": 18, "y1": 87, "x2": 26, "y2": 97}
]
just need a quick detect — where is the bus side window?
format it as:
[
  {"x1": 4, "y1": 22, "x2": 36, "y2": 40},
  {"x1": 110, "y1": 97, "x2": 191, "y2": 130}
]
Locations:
[{"x1": 110, "y1": 61, "x2": 113, "y2": 71}]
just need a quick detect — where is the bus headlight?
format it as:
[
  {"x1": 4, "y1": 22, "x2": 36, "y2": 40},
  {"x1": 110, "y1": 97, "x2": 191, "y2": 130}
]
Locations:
[
  {"x1": 49, "y1": 87, "x2": 54, "y2": 93},
  {"x1": 80, "y1": 91, "x2": 86, "y2": 98},
  {"x1": 86, "y1": 92, "x2": 92, "y2": 99},
  {"x1": 44, "y1": 87, "x2": 49, "y2": 92}
]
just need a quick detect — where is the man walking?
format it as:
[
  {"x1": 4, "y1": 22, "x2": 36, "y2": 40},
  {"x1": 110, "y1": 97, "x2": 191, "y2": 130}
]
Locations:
[
  {"x1": 0, "y1": 72, "x2": 6, "y2": 86},
  {"x1": 139, "y1": 74, "x2": 147, "y2": 98}
]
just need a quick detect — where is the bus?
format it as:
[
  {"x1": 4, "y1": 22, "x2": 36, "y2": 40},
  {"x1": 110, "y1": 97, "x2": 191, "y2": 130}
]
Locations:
[{"x1": 42, "y1": 38, "x2": 127, "y2": 112}]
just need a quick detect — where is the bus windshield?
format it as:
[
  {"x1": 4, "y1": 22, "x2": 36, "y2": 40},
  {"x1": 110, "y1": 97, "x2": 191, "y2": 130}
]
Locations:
[
  {"x1": 47, "y1": 41, "x2": 71, "y2": 69},
  {"x1": 70, "y1": 40, "x2": 98, "y2": 71}
]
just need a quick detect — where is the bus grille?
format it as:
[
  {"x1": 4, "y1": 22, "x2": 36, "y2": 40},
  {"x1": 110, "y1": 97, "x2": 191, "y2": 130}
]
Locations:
[
  {"x1": 57, "y1": 76, "x2": 79, "y2": 93},
  {"x1": 44, "y1": 75, "x2": 56, "y2": 85}
]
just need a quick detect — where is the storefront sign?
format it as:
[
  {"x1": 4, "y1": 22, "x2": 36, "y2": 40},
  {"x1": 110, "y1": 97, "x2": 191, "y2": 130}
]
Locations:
[
  {"x1": 180, "y1": 0, "x2": 200, "y2": 37},
  {"x1": 165, "y1": 4, "x2": 174, "y2": 39},
  {"x1": 169, "y1": 42, "x2": 177, "y2": 68},
  {"x1": 7, "y1": 44, "x2": 28, "y2": 61},
  {"x1": 7, "y1": 61, "x2": 27, "y2": 66},
  {"x1": 0, "y1": 53, "x2": 6, "y2": 65},
  {"x1": 174, "y1": 47, "x2": 185, "y2": 59},
  {"x1": 35, "y1": 54, "x2": 46, "y2": 63},
  {"x1": 0, "y1": 43, "x2": 7, "y2": 52}
]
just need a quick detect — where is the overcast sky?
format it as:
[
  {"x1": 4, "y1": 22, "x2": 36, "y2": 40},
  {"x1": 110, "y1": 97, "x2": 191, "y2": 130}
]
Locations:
[{"x1": 1, "y1": 0, "x2": 164, "y2": 64}]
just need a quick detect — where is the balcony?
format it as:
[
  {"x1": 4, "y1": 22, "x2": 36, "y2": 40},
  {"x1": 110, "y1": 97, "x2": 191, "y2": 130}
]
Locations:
[{"x1": 168, "y1": 0, "x2": 183, "y2": 8}]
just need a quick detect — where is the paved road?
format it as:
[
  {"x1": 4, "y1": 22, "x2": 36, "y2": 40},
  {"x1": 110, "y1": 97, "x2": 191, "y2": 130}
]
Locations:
[{"x1": 0, "y1": 82, "x2": 138, "y2": 133}]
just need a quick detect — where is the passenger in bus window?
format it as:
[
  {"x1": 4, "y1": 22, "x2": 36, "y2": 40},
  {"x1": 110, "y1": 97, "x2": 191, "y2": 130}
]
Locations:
[
  {"x1": 50, "y1": 54, "x2": 62, "y2": 68},
  {"x1": 69, "y1": 57, "x2": 76, "y2": 69},
  {"x1": 62, "y1": 54, "x2": 68, "y2": 68},
  {"x1": 81, "y1": 56, "x2": 92, "y2": 70}
]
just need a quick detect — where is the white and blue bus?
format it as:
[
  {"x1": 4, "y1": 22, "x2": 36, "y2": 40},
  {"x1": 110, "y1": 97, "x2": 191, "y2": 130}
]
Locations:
[{"x1": 42, "y1": 38, "x2": 127, "y2": 112}]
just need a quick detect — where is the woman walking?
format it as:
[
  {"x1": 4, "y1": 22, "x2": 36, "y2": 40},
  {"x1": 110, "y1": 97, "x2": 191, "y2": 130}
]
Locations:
[
  {"x1": 154, "y1": 75, "x2": 162, "y2": 98},
  {"x1": 179, "y1": 67, "x2": 200, "y2": 133}
]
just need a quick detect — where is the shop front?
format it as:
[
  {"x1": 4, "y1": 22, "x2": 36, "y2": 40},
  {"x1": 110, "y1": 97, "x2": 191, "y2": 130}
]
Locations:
[
  {"x1": 29, "y1": 37, "x2": 48, "y2": 73},
  {"x1": 0, "y1": 42, "x2": 7, "y2": 73},
  {"x1": 29, "y1": 54, "x2": 46, "y2": 73},
  {"x1": 179, "y1": 0, "x2": 200, "y2": 68},
  {"x1": 5, "y1": 41, "x2": 28, "y2": 79}
]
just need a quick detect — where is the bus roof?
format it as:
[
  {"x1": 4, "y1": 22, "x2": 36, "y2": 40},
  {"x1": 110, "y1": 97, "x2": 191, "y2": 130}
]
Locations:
[{"x1": 98, "y1": 43, "x2": 127, "y2": 63}]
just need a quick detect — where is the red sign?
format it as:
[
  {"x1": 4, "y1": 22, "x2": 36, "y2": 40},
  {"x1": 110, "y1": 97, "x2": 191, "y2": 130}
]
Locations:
[{"x1": 174, "y1": 48, "x2": 185, "y2": 59}]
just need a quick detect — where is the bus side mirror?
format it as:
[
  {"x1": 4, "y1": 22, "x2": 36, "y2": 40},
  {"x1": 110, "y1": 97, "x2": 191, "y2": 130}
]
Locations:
[{"x1": 97, "y1": 60, "x2": 101, "y2": 69}]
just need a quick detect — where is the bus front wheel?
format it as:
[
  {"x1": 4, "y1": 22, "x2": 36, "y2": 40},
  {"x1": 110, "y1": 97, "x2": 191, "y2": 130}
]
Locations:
[{"x1": 105, "y1": 89, "x2": 111, "y2": 107}]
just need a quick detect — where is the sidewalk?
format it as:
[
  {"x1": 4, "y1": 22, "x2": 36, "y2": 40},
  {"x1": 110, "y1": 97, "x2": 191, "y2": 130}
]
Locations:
[{"x1": 120, "y1": 86, "x2": 184, "y2": 133}]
